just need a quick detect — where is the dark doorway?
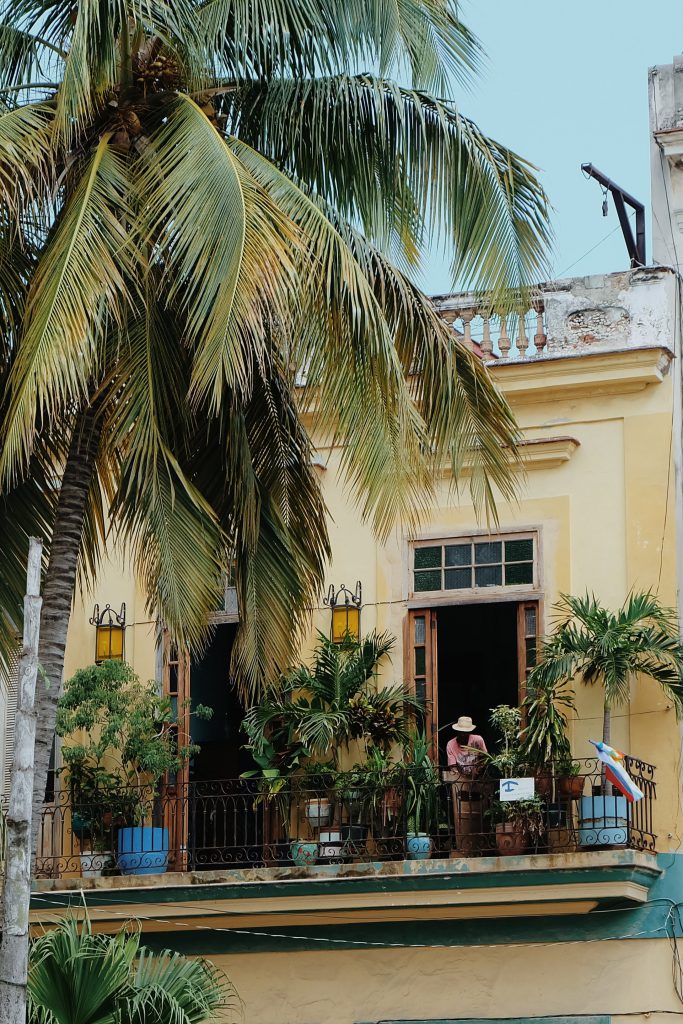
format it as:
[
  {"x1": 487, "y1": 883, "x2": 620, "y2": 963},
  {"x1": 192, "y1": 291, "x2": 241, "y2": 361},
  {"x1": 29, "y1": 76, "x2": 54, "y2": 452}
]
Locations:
[
  {"x1": 189, "y1": 623, "x2": 253, "y2": 781},
  {"x1": 436, "y1": 602, "x2": 519, "y2": 761},
  {"x1": 188, "y1": 624, "x2": 259, "y2": 868}
]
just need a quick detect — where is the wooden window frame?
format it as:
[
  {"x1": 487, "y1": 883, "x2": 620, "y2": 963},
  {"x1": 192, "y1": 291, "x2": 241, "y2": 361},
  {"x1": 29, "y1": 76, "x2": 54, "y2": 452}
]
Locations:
[
  {"x1": 410, "y1": 531, "x2": 539, "y2": 603},
  {"x1": 161, "y1": 633, "x2": 191, "y2": 872}
]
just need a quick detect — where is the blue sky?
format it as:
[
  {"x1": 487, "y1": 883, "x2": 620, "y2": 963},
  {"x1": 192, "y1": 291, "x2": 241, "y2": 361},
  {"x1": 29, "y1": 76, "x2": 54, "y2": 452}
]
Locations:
[{"x1": 421, "y1": 0, "x2": 683, "y2": 294}]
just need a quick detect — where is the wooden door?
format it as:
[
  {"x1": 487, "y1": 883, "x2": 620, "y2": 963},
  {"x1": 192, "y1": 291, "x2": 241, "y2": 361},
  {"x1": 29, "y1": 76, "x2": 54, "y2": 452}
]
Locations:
[
  {"x1": 517, "y1": 600, "x2": 540, "y2": 706},
  {"x1": 406, "y1": 610, "x2": 438, "y2": 755},
  {"x1": 161, "y1": 634, "x2": 191, "y2": 871}
]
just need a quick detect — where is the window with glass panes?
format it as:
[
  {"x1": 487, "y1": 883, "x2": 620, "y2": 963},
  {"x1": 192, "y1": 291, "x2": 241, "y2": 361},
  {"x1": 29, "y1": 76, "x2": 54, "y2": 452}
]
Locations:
[{"x1": 412, "y1": 535, "x2": 535, "y2": 594}]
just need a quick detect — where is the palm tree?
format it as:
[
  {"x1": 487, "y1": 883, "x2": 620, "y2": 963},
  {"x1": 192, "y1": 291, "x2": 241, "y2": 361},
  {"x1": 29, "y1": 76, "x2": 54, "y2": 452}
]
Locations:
[
  {"x1": 244, "y1": 631, "x2": 422, "y2": 767},
  {"x1": 28, "y1": 914, "x2": 236, "y2": 1023},
  {"x1": 530, "y1": 592, "x2": 683, "y2": 750},
  {"x1": 0, "y1": 0, "x2": 551, "y2": 847}
]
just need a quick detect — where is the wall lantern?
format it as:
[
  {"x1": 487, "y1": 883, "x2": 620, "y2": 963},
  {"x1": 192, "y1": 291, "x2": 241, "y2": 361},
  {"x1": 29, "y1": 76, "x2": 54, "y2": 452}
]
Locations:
[
  {"x1": 90, "y1": 603, "x2": 126, "y2": 664},
  {"x1": 324, "y1": 582, "x2": 362, "y2": 643}
]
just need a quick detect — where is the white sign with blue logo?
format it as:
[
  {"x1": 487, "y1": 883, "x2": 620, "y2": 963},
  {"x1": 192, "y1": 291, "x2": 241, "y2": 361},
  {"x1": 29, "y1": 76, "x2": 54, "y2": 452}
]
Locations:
[{"x1": 499, "y1": 777, "x2": 535, "y2": 801}]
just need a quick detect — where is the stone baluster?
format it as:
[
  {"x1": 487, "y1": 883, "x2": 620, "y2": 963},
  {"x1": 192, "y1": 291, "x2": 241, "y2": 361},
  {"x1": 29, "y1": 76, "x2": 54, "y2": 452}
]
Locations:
[
  {"x1": 460, "y1": 308, "x2": 475, "y2": 351},
  {"x1": 533, "y1": 302, "x2": 547, "y2": 354},
  {"x1": 517, "y1": 313, "x2": 529, "y2": 359},
  {"x1": 498, "y1": 315, "x2": 511, "y2": 359},
  {"x1": 481, "y1": 313, "x2": 493, "y2": 359}
]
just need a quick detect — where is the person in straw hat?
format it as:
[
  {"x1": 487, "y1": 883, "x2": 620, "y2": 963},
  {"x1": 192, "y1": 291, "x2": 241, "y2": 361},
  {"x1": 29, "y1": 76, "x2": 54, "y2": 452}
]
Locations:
[
  {"x1": 445, "y1": 716, "x2": 488, "y2": 855},
  {"x1": 446, "y1": 716, "x2": 487, "y2": 774}
]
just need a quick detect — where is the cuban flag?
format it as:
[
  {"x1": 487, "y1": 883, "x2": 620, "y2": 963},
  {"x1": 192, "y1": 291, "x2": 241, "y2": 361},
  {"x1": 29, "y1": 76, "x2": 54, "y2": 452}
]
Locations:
[{"x1": 590, "y1": 741, "x2": 644, "y2": 803}]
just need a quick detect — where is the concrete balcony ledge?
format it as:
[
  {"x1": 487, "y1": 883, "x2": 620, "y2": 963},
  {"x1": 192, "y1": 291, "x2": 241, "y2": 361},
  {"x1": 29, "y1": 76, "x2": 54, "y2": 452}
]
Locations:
[{"x1": 30, "y1": 850, "x2": 663, "y2": 932}]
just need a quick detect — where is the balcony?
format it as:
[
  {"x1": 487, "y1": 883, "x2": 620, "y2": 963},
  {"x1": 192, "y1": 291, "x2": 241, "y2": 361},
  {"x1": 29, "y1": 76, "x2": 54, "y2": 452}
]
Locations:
[
  {"x1": 28, "y1": 758, "x2": 663, "y2": 933},
  {"x1": 434, "y1": 266, "x2": 676, "y2": 364},
  {"x1": 34, "y1": 757, "x2": 657, "y2": 881}
]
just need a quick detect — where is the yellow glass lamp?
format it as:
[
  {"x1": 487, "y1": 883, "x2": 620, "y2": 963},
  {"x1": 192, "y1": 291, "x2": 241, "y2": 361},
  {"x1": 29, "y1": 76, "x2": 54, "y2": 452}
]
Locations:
[
  {"x1": 325, "y1": 583, "x2": 362, "y2": 643},
  {"x1": 90, "y1": 603, "x2": 126, "y2": 663}
]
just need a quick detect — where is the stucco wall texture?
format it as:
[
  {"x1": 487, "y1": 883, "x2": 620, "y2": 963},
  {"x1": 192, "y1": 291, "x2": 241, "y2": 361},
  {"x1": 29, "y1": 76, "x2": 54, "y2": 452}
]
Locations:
[{"x1": 213, "y1": 938, "x2": 678, "y2": 1024}]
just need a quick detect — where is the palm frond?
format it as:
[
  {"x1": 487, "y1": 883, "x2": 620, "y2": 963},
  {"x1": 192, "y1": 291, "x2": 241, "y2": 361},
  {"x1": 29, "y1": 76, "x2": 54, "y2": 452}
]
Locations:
[
  {"x1": 536, "y1": 590, "x2": 683, "y2": 718},
  {"x1": 1, "y1": 134, "x2": 136, "y2": 483},
  {"x1": 225, "y1": 75, "x2": 551, "y2": 297},
  {"x1": 52, "y1": 0, "x2": 127, "y2": 143},
  {"x1": 0, "y1": 22, "x2": 64, "y2": 95},
  {"x1": 0, "y1": 101, "x2": 54, "y2": 211},
  {"x1": 228, "y1": 137, "x2": 445, "y2": 536},
  {"x1": 191, "y1": 366, "x2": 330, "y2": 697},
  {"x1": 137, "y1": 93, "x2": 297, "y2": 413},
  {"x1": 230, "y1": 137, "x2": 521, "y2": 530},
  {"x1": 28, "y1": 913, "x2": 235, "y2": 1023},
  {"x1": 199, "y1": 0, "x2": 480, "y2": 90},
  {"x1": 107, "y1": 297, "x2": 226, "y2": 651},
  {"x1": 128, "y1": 945, "x2": 238, "y2": 1023}
]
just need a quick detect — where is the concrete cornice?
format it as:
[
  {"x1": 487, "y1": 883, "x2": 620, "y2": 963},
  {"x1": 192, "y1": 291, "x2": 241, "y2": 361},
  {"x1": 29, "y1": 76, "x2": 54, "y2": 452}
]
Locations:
[
  {"x1": 489, "y1": 345, "x2": 673, "y2": 405},
  {"x1": 31, "y1": 850, "x2": 663, "y2": 932},
  {"x1": 442, "y1": 436, "x2": 580, "y2": 478}
]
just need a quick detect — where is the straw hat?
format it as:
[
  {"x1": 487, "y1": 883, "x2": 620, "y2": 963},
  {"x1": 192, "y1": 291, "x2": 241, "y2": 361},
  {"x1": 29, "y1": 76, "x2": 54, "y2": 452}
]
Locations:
[{"x1": 452, "y1": 716, "x2": 476, "y2": 732}]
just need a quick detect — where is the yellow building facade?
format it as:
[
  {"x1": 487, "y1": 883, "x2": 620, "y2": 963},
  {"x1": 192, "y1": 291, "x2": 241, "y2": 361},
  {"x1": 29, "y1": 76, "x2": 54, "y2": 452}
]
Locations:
[
  {"x1": 19, "y1": 52, "x2": 683, "y2": 1024},
  {"x1": 26, "y1": 262, "x2": 683, "y2": 1024}
]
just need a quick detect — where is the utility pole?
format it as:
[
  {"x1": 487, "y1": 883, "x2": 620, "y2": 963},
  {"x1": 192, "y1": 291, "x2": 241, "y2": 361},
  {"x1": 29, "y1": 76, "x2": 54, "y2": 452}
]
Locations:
[{"x1": 0, "y1": 538, "x2": 43, "y2": 1024}]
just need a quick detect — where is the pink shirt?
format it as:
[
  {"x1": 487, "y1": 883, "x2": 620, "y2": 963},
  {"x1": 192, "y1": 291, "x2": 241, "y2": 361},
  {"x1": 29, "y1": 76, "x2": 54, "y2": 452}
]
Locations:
[{"x1": 446, "y1": 734, "x2": 487, "y2": 775}]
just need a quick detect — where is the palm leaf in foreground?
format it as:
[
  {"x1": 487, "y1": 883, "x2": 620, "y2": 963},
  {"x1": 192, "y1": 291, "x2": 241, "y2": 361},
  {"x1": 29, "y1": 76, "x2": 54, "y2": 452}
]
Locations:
[{"x1": 28, "y1": 913, "x2": 238, "y2": 1023}]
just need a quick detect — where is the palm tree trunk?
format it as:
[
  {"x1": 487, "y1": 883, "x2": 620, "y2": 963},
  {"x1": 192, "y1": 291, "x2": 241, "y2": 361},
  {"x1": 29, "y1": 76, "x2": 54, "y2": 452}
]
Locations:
[
  {"x1": 0, "y1": 539, "x2": 42, "y2": 1024},
  {"x1": 602, "y1": 702, "x2": 611, "y2": 746},
  {"x1": 602, "y1": 701, "x2": 612, "y2": 796},
  {"x1": 30, "y1": 404, "x2": 102, "y2": 862}
]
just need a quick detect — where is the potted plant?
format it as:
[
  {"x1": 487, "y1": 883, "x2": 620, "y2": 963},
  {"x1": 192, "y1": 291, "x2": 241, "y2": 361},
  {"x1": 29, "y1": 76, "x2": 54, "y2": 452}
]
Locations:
[
  {"x1": 63, "y1": 762, "x2": 124, "y2": 877},
  {"x1": 241, "y1": 734, "x2": 302, "y2": 864},
  {"x1": 57, "y1": 660, "x2": 211, "y2": 876},
  {"x1": 520, "y1": 673, "x2": 575, "y2": 799},
  {"x1": 556, "y1": 755, "x2": 585, "y2": 800},
  {"x1": 488, "y1": 797, "x2": 545, "y2": 855},
  {"x1": 531, "y1": 591, "x2": 683, "y2": 846},
  {"x1": 242, "y1": 632, "x2": 423, "y2": 862},
  {"x1": 486, "y1": 705, "x2": 526, "y2": 779},
  {"x1": 404, "y1": 733, "x2": 439, "y2": 860},
  {"x1": 299, "y1": 761, "x2": 340, "y2": 860},
  {"x1": 299, "y1": 761, "x2": 336, "y2": 830},
  {"x1": 242, "y1": 632, "x2": 421, "y2": 772},
  {"x1": 333, "y1": 769, "x2": 370, "y2": 857}
]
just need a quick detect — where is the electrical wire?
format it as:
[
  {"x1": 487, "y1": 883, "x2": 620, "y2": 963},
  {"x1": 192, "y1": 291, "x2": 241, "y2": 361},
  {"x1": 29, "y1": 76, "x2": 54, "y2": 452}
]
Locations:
[{"x1": 28, "y1": 888, "x2": 679, "y2": 953}]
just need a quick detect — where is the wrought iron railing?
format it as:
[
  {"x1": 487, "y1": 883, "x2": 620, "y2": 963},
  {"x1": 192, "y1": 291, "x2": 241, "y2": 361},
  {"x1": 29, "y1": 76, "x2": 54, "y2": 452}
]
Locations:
[{"x1": 32, "y1": 758, "x2": 656, "y2": 879}]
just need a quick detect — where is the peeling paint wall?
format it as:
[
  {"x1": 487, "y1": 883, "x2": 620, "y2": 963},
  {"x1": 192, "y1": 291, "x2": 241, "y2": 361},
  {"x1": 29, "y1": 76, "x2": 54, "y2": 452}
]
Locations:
[{"x1": 541, "y1": 268, "x2": 676, "y2": 354}]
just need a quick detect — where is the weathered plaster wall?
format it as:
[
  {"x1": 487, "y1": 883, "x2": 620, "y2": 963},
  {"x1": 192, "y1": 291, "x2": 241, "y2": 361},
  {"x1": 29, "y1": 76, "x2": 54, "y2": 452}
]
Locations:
[
  {"x1": 211, "y1": 938, "x2": 678, "y2": 1024},
  {"x1": 541, "y1": 268, "x2": 676, "y2": 354},
  {"x1": 64, "y1": 549, "x2": 158, "y2": 688},
  {"x1": 650, "y1": 56, "x2": 683, "y2": 269}
]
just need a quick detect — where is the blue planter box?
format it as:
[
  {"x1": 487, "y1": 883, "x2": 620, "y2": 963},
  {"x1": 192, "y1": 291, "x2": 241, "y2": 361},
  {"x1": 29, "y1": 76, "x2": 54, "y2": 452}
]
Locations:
[
  {"x1": 579, "y1": 795, "x2": 628, "y2": 847},
  {"x1": 117, "y1": 826, "x2": 169, "y2": 875}
]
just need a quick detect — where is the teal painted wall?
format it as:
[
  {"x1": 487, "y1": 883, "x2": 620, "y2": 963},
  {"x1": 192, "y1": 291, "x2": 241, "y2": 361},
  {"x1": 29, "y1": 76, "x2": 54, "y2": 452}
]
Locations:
[{"x1": 31, "y1": 854, "x2": 683, "y2": 956}]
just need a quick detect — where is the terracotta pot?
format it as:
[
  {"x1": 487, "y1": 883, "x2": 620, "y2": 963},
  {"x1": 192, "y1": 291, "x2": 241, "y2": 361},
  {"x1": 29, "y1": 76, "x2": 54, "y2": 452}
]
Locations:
[
  {"x1": 495, "y1": 821, "x2": 527, "y2": 856},
  {"x1": 534, "y1": 770, "x2": 553, "y2": 799},
  {"x1": 558, "y1": 775, "x2": 585, "y2": 800}
]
